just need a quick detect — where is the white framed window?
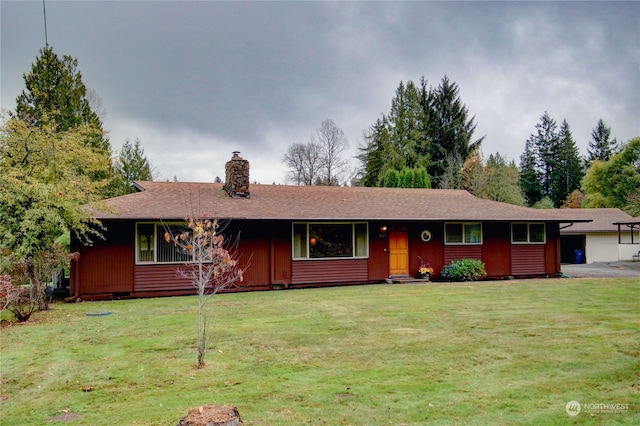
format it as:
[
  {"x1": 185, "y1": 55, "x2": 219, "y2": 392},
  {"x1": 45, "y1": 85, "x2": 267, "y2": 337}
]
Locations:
[
  {"x1": 136, "y1": 222, "x2": 193, "y2": 264},
  {"x1": 292, "y1": 222, "x2": 369, "y2": 260},
  {"x1": 512, "y1": 223, "x2": 546, "y2": 244},
  {"x1": 445, "y1": 222, "x2": 482, "y2": 245}
]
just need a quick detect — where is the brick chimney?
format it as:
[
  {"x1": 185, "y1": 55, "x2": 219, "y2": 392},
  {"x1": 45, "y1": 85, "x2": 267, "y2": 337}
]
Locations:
[{"x1": 223, "y1": 151, "x2": 250, "y2": 198}]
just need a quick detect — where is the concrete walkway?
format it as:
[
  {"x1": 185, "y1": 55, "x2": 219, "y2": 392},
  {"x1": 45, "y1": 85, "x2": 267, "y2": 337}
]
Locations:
[{"x1": 561, "y1": 261, "x2": 640, "y2": 278}]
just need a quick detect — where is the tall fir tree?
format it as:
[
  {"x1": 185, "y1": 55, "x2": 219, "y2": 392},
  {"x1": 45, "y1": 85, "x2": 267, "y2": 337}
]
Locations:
[
  {"x1": 532, "y1": 111, "x2": 559, "y2": 199},
  {"x1": 359, "y1": 75, "x2": 482, "y2": 189},
  {"x1": 15, "y1": 46, "x2": 110, "y2": 152},
  {"x1": 519, "y1": 138, "x2": 544, "y2": 205},
  {"x1": 428, "y1": 76, "x2": 484, "y2": 187},
  {"x1": 357, "y1": 117, "x2": 391, "y2": 187},
  {"x1": 587, "y1": 118, "x2": 617, "y2": 164},
  {"x1": 550, "y1": 120, "x2": 584, "y2": 207},
  {"x1": 111, "y1": 138, "x2": 154, "y2": 195},
  {"x1": 387, "y1": 80, "x2": 428, "y2": 170}
]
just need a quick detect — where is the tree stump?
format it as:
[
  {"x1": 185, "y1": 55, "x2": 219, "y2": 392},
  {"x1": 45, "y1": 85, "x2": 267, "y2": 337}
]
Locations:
[{"x1": 176, "y1": 404, "x2": 243, "y2": 426}]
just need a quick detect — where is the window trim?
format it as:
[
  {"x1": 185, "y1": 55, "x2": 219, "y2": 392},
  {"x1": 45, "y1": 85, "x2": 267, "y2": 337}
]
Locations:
[
  {"x1": 444, "y1": 222, "x2": 483, "y2": 245},
  {"x1": 511, "y1": 222, "x2": 546, "y2": 244},
  {"x1": 292, "y1": 222, "x2": 369, "y2": 260},
  {"x1": 135, "y1": 222, "x2": 196, "y2": 265}
]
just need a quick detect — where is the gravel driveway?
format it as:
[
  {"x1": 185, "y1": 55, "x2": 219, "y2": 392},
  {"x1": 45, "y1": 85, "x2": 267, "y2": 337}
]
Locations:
[{"x1": 560, "y1": 261, "x2": 640, "y2": 278}]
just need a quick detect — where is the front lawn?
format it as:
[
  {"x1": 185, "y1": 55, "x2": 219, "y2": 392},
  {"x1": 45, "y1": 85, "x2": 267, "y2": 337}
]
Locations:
[{"x1": 1, "y1": 278, "x2": 638, "y2": 425}]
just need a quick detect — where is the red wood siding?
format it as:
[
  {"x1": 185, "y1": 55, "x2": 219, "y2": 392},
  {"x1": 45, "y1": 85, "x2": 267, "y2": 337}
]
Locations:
[
  {"x1": 75, "y1": 221, "x2": 134, "y2": 295},
  {"x1": 291, "y1": 259, "x2": 368, "y2": 284},
  {"x1": 482, "y1": 222, "x2": 511, "y2": 277},
  {"x1": 270, "y1": 223, "x2": 292, "y2": 285},
  {"x1": 368, "y1": 221, "x2": 390, "y2": 280},
  {"x1": 409, "y1": 222, "x2": 443, "y2": 278},
  {"x1": 545, "y1": 223, "x2": 561, "y2": 276},
  {"x1": 232, "y1": 221, "x2": 272, "y2": 288},
  {"x1": 511, "y1": 245, "x2": 546, "y2": 275},
  {"x1": 444, "y1": 245, "x2": 483, "y2": 265},
  {"x1": 134, "y1": 264, "x2": 193, "y2": 292}
]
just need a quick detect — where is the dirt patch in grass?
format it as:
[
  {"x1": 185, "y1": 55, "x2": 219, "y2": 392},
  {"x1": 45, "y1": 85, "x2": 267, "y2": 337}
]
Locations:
[{"x1": 45, "y1": 412, "x2": 80, "y2": 422}]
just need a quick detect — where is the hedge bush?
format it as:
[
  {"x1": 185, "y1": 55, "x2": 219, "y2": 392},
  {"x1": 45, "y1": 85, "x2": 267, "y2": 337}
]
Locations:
[{"x1": 439, "y1": 258, "x2": 487, "y2": 282}]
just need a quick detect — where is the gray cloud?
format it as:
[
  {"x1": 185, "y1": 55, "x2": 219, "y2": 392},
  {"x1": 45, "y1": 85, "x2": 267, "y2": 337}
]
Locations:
[{"x1": 2, "y1": 1, "x2": 638, "y2": 184}]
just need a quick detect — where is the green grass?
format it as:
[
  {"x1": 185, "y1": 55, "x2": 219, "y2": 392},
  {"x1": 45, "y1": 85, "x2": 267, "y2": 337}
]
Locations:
[{"x1": 1, "y1": 278, "x2": 639, "y2": 425}]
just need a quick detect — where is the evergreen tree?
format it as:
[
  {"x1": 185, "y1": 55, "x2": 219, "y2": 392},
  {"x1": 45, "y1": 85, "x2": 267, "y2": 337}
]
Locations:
[
  {"x1": 387, "y1": 81, "x2": 427, "y2": 171},
  {"x1": 15, "y1": 46, "x2": 110, "y2": 152},
  {"x1": 380, "y1": 168, "x2": 399, "y2": 187},
  {"x1": 519, "y1": 138, "x2": 544, "y2": 205},
  {"x1": 428, "y1": 76, "x2": 484, "y2": 187},
  {"x1": 359, "y1": 75, "x2": 482, "y2": 189},
  {"x1": 532, "y1": 111, "x2": 559, "y2": 199},
  {"x1": 587, "y1": 119, "x2": 617, "y2": 164},
  {"x1": 112, "y1": 138, "x2": 154, "y2": 195},
  {"x1": 378, "y1": 167, "x2": 430, "y2": 188},
  {"x1": 357, "y1": 117, "x2": 391, "y2": 187},
  {"x1": 549, "y1": 120, "x2": 584, "y2": 207}
]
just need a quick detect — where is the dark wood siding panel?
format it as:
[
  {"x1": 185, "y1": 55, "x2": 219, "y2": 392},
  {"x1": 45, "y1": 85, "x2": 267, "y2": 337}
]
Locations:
[
  {"x1": 409, "y1": 222, "x2": 444, "y2": 277},
  {"x1": 237, "y1": 239, "x2": 269, "y2": 287},
  {"x1": 77, "y1": 221, "x2": 134, "y2": 295},
  {"x1": 444, "y1": 245, "x2": 483, "y2": 265},
  {"x1": 482, "y1": 222, "x2": 511, "y2": 277},
  {"x1": 368, "y1": 221, "x2": 390, "y2": 280},
  {"x1": 545, "y1": 223, "x2": 561, "y2": 276},
  {"x1": 291, "y1": 259, "x2": 368, "y2": 284},
  {"x1": 511, "y1": 245, "x2": 546, "y2": 275},
  {"x1": 134, "y1": 265, "x2": 193, "y2": 292},
  {"x1": 271, "y1": 223, "x2": 292, "y2": 285}
]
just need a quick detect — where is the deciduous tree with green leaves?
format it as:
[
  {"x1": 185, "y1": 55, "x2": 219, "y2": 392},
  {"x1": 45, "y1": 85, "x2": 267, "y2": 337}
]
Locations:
[
  {"x1": 582, "y1": 137, "x2": 640, "y2": 214},
  {"x1": 485, "y1": 153, "x2": 526, "y2": 206},
  {"x1": 0, "y1": 116, "x2": 109, "y2": 312},
  {"x1": 462, "y1": 151, "x2": 526, "y2": 206}
]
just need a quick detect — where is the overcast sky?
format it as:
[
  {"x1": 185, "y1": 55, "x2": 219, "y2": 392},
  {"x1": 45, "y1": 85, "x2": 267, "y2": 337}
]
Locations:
[{"x1": 2, "y1": 1, "x2": 639, "y2": 184}]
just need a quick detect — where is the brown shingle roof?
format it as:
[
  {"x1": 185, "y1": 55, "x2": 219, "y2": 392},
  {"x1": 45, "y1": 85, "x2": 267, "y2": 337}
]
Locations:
[
  {"x1": 89, "y1": 181, "x2": 589, "y2": 223},
  {"x1": 552, "y1": 208, "x2": 633, "y2": 233}
]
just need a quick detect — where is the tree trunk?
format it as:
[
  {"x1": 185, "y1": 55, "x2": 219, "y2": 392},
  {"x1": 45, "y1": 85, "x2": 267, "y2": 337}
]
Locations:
[
  {"x1": 197, "y1": 286, "x2": 206, "y2": 369},
  {"x1": 26, "y1": 254, "x2": 48, "y2": 311}
]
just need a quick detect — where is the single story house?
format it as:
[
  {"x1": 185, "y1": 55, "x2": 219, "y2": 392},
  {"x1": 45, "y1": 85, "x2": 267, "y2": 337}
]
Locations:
[
  {"x1": 555, "y1": 208, "x2": 638, "y2": 263},
  {"x1": 70, "y1": 153, "x2": 590, "y2": 300}
]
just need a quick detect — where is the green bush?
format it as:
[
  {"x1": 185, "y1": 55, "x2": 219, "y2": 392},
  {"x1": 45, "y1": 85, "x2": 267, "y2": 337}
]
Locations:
[{"x1": 439, "y1": 258, "x2": 487, "y2": 282}]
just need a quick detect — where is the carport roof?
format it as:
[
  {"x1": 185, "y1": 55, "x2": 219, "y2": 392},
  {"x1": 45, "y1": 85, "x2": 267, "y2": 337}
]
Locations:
[{"x1": 555, "y1": 208, "x2": 633, "y2": 233}]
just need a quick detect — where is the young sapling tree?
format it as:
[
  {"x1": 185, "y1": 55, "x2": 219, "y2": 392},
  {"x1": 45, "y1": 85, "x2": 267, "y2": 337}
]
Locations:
[{"x1": 164, "y1": 214, "x2": 244, "y2": 369}]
